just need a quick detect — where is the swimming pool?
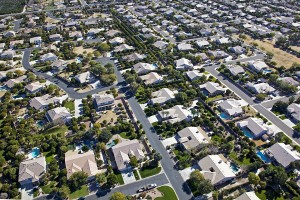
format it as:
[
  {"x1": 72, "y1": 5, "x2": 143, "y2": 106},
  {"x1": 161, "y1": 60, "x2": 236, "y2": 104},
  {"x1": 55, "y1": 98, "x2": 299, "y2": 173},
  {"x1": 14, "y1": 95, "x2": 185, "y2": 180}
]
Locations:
[
  {"x1": 230, "y1": 162, "x2": 240, "y2": 173},
  {"x1": 76, "y1": 57, "x2": 83, "y2": 64},
  {"x1": 28, "y1": 147, "x2": 40, "y2": 159},
  {"x1": 0, "y1": 86, "x2": 7, "y2": 91},
  {"x1": 219, "y1": 112, "x2": 232, "y2": 120},
  {"x1": 152, "y1": 63, "x2": 158, "y2": 69},
  {"x1": 106, "y1": 140, "x2": 116, "y2": 148},
  {"x1": 242, "y1": 128, "x2": 254, "y2": 139},
  {"x1": 36, "y1": 120, "x2": 45, "y2": 129},
  {"x1": 256, "y1": 151, "x2": 271, "y2": 163},
  {"x1": 263, "y1": 69, "x2": 272, "y2": 74}
]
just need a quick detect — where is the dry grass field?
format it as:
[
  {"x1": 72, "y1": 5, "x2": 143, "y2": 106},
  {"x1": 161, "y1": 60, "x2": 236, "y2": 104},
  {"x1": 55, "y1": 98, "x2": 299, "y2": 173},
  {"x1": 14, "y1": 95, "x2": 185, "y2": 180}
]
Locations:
[
  {"x1": 73, "y1": 47, "x2": 95, "y2": 55},
  {"x1": 0, "y1": 0, "x2": 26, "y2": 15}
]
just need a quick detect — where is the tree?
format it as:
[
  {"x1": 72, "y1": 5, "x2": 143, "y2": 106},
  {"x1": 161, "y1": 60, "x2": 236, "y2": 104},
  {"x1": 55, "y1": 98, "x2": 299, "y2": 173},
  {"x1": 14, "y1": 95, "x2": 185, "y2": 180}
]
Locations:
[
  {"x1": 97, "y1": 42, "x2": 110, "y2": 52},
  {"x1": 0, "y1": 155, "x2": 6, "y2": 167},
  {"x1": 96, "y1": 173, "x2": 107, "y2": 185},
  {"x1": 59, "y1": 185, "x2": 70, "y2": 199},
  {"x1": 271, "y1": 101, "x2": 288, "y2": 114},
  {"x1": 248, "y1": 172, "x2": 260, "y2": 187},
  {"x1": 69, "y1": 171, "x2": 88, "y2": 190},
  {"x1": 259, "y1": 166, "x2": 288, "y2": 186},
  {"x1": 98, "y1": 129, "x2": 112, "y2": 143},
  {"x1": 294, "y1": 123, "x2": 300, "y2": 133},
  {"x1": 188, "y1": 170, "x2": 213, "y2": 195},
  {"x1": 175, "y1": 92, "x2": 188, "y2": 102},
  {"x1": 198, "y1": 179, "x2": 213, "y2": 195},
  {"x1": 256, "y1": 93, "x2": 266, "y2": 101},
  {"x1": 109, "y1": 192, "x2": 127, "y2": 200},
  {"x1": 107, "y1": 173, "x2": 118, "y2": 187},
  {"x1": 130, "y1": 156, "x2": 138, "y2": 168}
]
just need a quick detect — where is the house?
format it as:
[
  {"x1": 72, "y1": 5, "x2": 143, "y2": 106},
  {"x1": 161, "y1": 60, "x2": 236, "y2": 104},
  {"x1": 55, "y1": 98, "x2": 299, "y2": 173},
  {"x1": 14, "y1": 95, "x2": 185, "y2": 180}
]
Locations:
[
  {"x1": 114, "y1": 44, "x2": 135, "y2": 52},
  {"x1": 246, "y1": 82, "x2": 275, "y2": 94},
  {"x1": 158, "y1": 105, "x2": 192, "y2": 124},
  {"x1": 44, "y1": 24, "x2": 56, "y2": 31},
  {"x1": 175, "y1": 58, "x2": 193, "y2": 70},
  {"x1": 5, "y1": 75, "x2": 26, "y2": 88},
  {"x1": 40, "y1": 53, "x2": 57, "y2": 62},
  {"x1": 177, "y1": 43, "x2": 194, "y2": 51},
  {"x1": 278, "y1": 77, "x2": 299, "y2": 86},
  {"x1": 248, "y1": 60, "x2": 268, "y2": 73},
  {"x1": 87, "y1": 28, "x2": 103, "y2": 36},
  {"x1": 105, "y1": 29, "x2": 120, "y2": 37},
  {"x1": 1, "y1": 50, "x2": 16, "y2": 59},
  {"x1": 267, "y1": 143, "x2": 300, "y2": 168},
  {"x1": 287, "y1": 103, "x2": 300, "y2": 123},
  {"x1": 186, "y1": 70, "x2": 204, "y2": 81},
  {"x1": 238, "y1": 117, "x2": 273, "y2": 139},
  {"x1": 29, "y1": 94, "x2": 60, "y2": 110},
  {"x1": 123, "y1": 53, "x2": 146, "y2": 62},
  {"x1": 3, "y1": 30, "x2": 15, "y2": 38},
  {"x1": 133, "y1": 62, "x2": 156, "y2": 75},
  {"x1": 198, "y1": 154, "x2": 236, "y2": 185},
  {"x1": 218, "y1": 99, "x2": 244, "y2": 117},
  {"x1": 65, "y1": 150, "x2": 100, "y2": 179},
  {"x1": 140, "y1": 72, "x2": 163, "y2": 85},
  {"x1": 49, "y1": 34, "x2": 62, "y2": 42},
  {"x1": 111, "y1": 139, "x2": 145, "y2": 172},
  {"x1": 227, "y1": 65, "x2": 245, "y2": 76},
  {"x1": 229, "y1": 46, "x2": 245, "y2": 55},
  {"x1": 178, "y1": 127, "x2": 209, "y2": 151},
  {"x1": 199, "y1": 82, "x2": 226, "y2": 97},
  {"x1": 30, "y1": 36, "x2": 42, "y2": 45},
  {"x1": 153, "y1": 40, "x2": 168, "y2": 50},
  {"x1": 69, "y1": 31, "x2": 83, "y2": 40},
  {"x1": 216, "y1": 37, "x2": 230, "y2": 44},
  {"x1": 93, "y1": 94, "x2": 115, "y2": 111},
  {"x1": 109, "y1": 37, "x2": 125, "y2": 45},
  {"x1": 195, "y1": 40, "x2": 210, "y2": 48},
  {"x1": 10, "y1": 40, "x2": 24, "y2": 49},
  {"x1": 208, "y1": 50, "x2": 229, "y2": 59},
  {"x1": 235, "y1": 192, "x2": 260, "y2": 200},
  {"x1": 46, "y1": 107, "x2": 72, "y2": 124},
  {"x1": 150, "y1": 88, "x2": 176, "y2": 105},
  {"x1": 75, "y1": 71, "x2": 92, "y2": 84},
  {"x1": 51, "y1": 59, "x2": 68, "y2": 72},
  {"x1": 25, "y1": 82, "x2": 44, "y2": 93},
  {"x1": 18, "y1": 156, "x2": 46, "y2": 186}
]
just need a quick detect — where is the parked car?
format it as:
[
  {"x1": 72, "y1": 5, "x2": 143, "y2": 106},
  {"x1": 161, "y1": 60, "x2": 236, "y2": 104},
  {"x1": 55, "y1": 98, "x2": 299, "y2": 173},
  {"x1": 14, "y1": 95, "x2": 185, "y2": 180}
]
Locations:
[
  {"x1": 147, "y1": 184, "x2": 157, "y2": 190},
  {"x1": 137, "y1": 186, "x2": 146, "y2": 193}
]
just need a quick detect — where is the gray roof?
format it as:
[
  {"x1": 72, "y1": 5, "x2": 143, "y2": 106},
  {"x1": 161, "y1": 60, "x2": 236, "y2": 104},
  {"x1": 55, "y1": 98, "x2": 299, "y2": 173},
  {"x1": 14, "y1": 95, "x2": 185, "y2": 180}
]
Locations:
[
  {"x1": 287, "y1": 103, "x2": 300, "y2": 121},
  {"x1": 19, "y1": 156, "x2": 46, "y2": 183},
  {"x1": 178, "y1": 127, "x2": 209, "y2": 150},
  {"x1": 268, "y1": 143, "x2": 300, "y2": 168}
]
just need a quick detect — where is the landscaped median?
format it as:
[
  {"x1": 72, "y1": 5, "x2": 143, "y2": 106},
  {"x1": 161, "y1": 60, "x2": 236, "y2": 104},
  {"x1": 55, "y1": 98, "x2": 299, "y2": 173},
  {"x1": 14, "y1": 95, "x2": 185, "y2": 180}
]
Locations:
[{"x1": 154, "y1": 186, "x2": 178, "y2": 200}]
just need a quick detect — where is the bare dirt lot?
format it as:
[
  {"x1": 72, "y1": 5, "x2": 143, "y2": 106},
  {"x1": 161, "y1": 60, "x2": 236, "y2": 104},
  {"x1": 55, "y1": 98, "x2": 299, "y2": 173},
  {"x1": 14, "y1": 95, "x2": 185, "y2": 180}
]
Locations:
[
  {"x1": 233, "y1": 34, "x2": 300, "y2": 68},
  {"x1": 73, "y1": 47, "x2": 95, "y2": 55},
  {"x1": 291, "y1": 46, "x2": 300, "y2": 53}
]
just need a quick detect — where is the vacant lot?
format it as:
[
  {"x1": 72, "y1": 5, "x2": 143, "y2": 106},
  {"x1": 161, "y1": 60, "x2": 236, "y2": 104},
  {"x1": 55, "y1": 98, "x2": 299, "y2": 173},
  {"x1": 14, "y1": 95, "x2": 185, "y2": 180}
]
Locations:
[
  {"x1": 291, "y1": 46, "x2": 300, "y2": 53},
  {"x1": 234, "y1": 34, "x2": 300, "y2": 68},
  {"x1": 73, "y1": 47, "x2": 95, "y2": 55},
  {"x1": 0, "y1": 0, "x2": 26, "y2": 15}
]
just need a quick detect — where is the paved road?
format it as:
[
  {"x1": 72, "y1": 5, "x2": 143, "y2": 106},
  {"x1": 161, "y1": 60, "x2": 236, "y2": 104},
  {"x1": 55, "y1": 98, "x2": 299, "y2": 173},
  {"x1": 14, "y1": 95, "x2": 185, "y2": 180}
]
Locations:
[
  {"x1": 123, "y1": 89, "x2": 193, "y2": 200},
  {"x1": 22, "y1": 50, "x2": 117, "y2": 99},
  {"x1": 206, "y1": 63, "x2": 300, "y2": 145}
]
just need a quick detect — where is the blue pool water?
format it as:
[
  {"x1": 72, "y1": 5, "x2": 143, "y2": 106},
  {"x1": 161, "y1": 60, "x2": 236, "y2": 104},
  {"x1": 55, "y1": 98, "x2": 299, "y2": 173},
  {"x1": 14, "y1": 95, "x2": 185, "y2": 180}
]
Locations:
[
  {"x1": 29, "y1": 147, "x2": 40, "y2": 159},
  {"x1": 0, "y1": 86, "x2": 7, "y2": 91},
  {"x1": 76, "y1": 57, "x2": 83, "y2": 64},
  {"x1": 230, "y1": 162, "x2": 239, "y2": 173},
  {"x1": 76, "y1": 140, "x2": 95, "y2": 150},
  {"x1": 256, "y1": 151, "x2": 271, "y2": 163},
  {"x1": 219, "y1": 112, "x2": 232, "y2": 120},
  {"x1": 242, "y1": 128, "x2": 254, "y2": 139},
  {"x1": 263, "y1": 69, "x2": 272, "y2": 74},
  {"x1": 106, "y1": 140, "x2": 116, "y2": 148},
  {"x1": 36, "y1": 120, "x2": 45, "y2": 128},
  {"x1": 152, "y1": 63, "x2": 158, "y2": 69}
]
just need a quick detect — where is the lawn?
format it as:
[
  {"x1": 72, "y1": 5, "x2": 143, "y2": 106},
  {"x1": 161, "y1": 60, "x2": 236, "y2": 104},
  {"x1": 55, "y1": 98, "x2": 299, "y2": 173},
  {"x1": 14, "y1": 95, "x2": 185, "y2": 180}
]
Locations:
[
  {"x1": 229, "y1": 152, "x2": 251, "y2": 165},
  {"x1": 155, "y1": 186, "x2": 178, "y2": 200},
  {"x1": 133, "y1": 170, "x2": 140, "y2": 180},
  {"x1": 113, "y1": 170, "x2": 124, "y2": 185},
  {"x1": 69, "y1": 185, "x2": 89, "y2": 200},
  {"x1": 43, "y1": 151, "x2": 55, "y2": 164},
  {"x1": 44, "y1": 125, "x2": 68, "y2": 135},
  {"x1": 139, "y1": 165, "x2": 162, "y2": 178},
  {"x1": 119, "y1": 132, "x2": 132, "y2": 139},
  {"x1": 206, "y1": 95, "x2": 223, "y2": 103},
  {"x1": 255, "y1": 189, "x2": 284, "y2": 200},
  {"x1": 0, "y1": 0, "x2": 26, "y2": 15},
  {"x1": 63, "y1": 100, "x2": 75, "y2": 113},
  {"x1": 41, "y1": 181, "x2": 56, "y2": 194}
]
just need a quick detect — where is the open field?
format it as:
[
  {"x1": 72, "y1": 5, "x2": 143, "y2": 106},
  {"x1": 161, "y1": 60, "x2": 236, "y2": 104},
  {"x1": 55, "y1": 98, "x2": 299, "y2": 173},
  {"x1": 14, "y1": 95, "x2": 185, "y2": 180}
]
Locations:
[
  {"x1": 233, "y1": 34, "x2": 300, "y2": 68},
  {"x1": 45, "y1": 17, "x2": 60, "y2": 24},
  {"x1": 291, "y1": 46, "x2": 300, "y2": 53},
  {"x1": 0, "y1": 0, "x2": 26, "y2": 15},
  {"x1": 73, "y1": 47, "x2": 95, "y2": 55}
]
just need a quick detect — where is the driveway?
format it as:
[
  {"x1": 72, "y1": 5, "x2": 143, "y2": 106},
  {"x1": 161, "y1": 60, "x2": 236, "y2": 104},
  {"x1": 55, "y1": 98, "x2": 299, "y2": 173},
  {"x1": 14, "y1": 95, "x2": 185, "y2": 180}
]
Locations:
[
  {"x1": 121, "y1": 169, "x2": 136, "y2": 184},
  {"x1": 161, "y1": 136, "x2": 178, "y2": 148},
  {"x1": 179, "y1": 165, "x2": 200, "y2": 182},
  {"x1": 21, "y1": 183, "x2": 34, "y2": 200}
]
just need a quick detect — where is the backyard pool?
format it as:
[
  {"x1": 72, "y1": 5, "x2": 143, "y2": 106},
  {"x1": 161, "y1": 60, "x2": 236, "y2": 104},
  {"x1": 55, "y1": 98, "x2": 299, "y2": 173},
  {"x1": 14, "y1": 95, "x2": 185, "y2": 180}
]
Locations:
[
  {"x1": 256, "y1": 151, "x2": 271, "y2": 163},
  {"x1": 28, "y1": 147, "x2": 40, "y2": 159},
  {"x1": 36, "y1": 120, "x2": 45, "y2": 129},
  {"x1": 242, "y1": 128, "x2": 254, "y2": 139},
  {"x1": 230, "y1": 162, "x2": 240, "y2": 173},
  {"x1": 219, "y1": 112, "x2": 232, "y2": 120},
  {"x1": 263, "y1": 69, "x2": 272, "y2": 74},
  {"x1": 152, "y1": 63, "x2": 158, "y2": 69},
  {"x1": 106, "y1": 140, "x2": 116, "y2": 148},
  {"x1": 76, "y1": 57, "x2": 83, "y2": 64},
  {"x1": 75, "y1": 140, "x2": 95, "y2": 150},
  {"x1": 0, "y1": 86, "x2": 7, "y2": 91}
]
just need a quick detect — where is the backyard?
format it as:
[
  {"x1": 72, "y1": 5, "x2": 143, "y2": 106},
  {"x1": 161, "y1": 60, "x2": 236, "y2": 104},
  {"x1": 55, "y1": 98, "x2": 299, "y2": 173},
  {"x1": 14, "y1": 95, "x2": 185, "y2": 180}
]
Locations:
[
  {"x1": 63, "y1": 100, "x2": 75, "y2": 114},
  {"x1": 69, "y1": 185, "x2": 89, "y2": 199},
  {"x1": 255, "y1": 188, "x2": 284, "y2": 200},
  {"x1": 139, "y1": 165, "x2": 162, "y2": 178},
  {"x1": 44, "y1": 125, "x2": 68, "y2": 135},
  {"x1": 41, "y1": 181, "x2": 57, "y2": 194}
]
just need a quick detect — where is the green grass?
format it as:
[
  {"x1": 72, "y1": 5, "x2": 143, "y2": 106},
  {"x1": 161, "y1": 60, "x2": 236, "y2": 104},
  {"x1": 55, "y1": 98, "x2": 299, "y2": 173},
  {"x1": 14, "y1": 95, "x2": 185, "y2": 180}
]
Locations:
[
  {"x1": 44, "y1": 125, "x2": 68, "y2": 135},
  {"x1": 279, "y1": 115, "x2": 287, "y2": 120},
  {"x1": 63, "y1": 100, "x2": 75, "y2": 113},
  {"x1": 133, "y1": 170, "x2": 140, "y2": 180},
  {"x1": 229, "y1": 152, "x2": 251, "y2": 165},
  {"x1": 113, "y1": 170, "x2": 124, "y2": 185},
  {"x1": 41, "y1": 181, "x2": 56, "y2": 194},
  {"x1": 255, "y1": 189, "x2": 284, "y2": 200},
  {"x1": 33, "y1": 188, "x2": 39, "y2": 197},
  {"x1": 206, "y1": 95, "x2": 223, "y2": 102},
  {"x1": 155, "y1": 186, "x2": 178, "y2": 200},
  {"x1": 139, "y1": 165, "x2": 161, "y2": 178},
  {"x1": 119, "y1": 132, "x2": 132, "y2": 139},
  {"x1": 69, "y1": 185, "x2": 89, "y2": 200},
  {"x1": 43, "y1": 151, "x2": 55, "y2": 164}
]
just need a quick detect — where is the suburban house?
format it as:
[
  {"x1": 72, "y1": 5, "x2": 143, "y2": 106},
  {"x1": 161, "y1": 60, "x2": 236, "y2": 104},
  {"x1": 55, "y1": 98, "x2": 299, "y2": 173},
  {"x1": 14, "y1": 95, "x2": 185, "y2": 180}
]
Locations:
[
  {"x1": 186, "y1": 70, "x2": 204, "y2": 81},
  {"x1": 175, "y1": 58, "x2": 193, "y2": 70},
  {"x1": 153, "y1": 40, "x2": 168, "y2": 50},
  {"x1": 1, "y1": 50, "x2": 16, "y2": 59},
  {"x1": 226, "y1": 65, "x2": 245, "y2": 76},
  {"x1": 229, "y1": 46, "x2": 245, "y2": 55},
  {"x1": 235, "y1": 192, "x2": 260, "y2": 200},
  {"x1": 75, "y1": 71, "x2": 92, "y2": 84},
  {"x1": 216, "y1": 37, "x2": 230, "y2": 44},
  {"x1": 199, "y1": 82, "x2": 226, "y2": 97},
  {"x1": 109, "y1": 37, "x2": 126, "y2": 45},
  {"x1": 238, "y1": 117, "x2": 275, "y2": 139},
  {"x1": 133, "y1": 62, "x2": 156, "y2": 75},
  {"x1": 287, "y1": 103, "x2": 300, "y2": 123},
  {"x1": 51, "y1": 59, "x2": 68, "y2": 72},
  {"x1": 266, "y1": 143, "x2": 300, "y2": 168},
  {"x1": 105, "y1": 29, "x2": 120, "y2": 37},
  {"x1": 246, "y1": 82, "x2": 275, "y2": 94},
  {"x1": 198, "y1": 154, "x2": 236, "y2": 185},
  {"x1": 49, "y1": 34, "x2": 63, "y2": 42},
  {"x1": 93, "y1": 94, "x2": 115, "y2": 111},
  {"x1": 5, "y1": 75, "x2": 26, "y2": 88},
  {"x1": 46, "y1": 107, "x2": 72, "y2": 125},
  {"x1": 158, "y1": 105, "x2": 192, "y2": 124},
  {"x1": 150, "y1": 88, "x2": 176, "y2": 105},
  {"x1": 111, "y1": 139, "x2": 145, "y2": 172},
  {"x1": 195, "y1": 40, "x2": 210, "y2": 48},
  {"x1": 25, "y1": 82, "x2": 44, "y2": 93},
  {"x1": 18, "y1": 156, "x2": 46, "y2": 186},
  {"x1": 218, "y1": 99, "x2": 245, "y2": 117},
  {"x1": 40, "y1": 53, "x2": 57, "y2": 62},
  {"x1": 248, "y1": 60, "x2": 269, "y2": 73},
  {"x1": 65, "y1": 150, "x2": 100, "y2": 180},
  {"x1": 29, "y1": 94, "x2": 60, "y2": 110},
  {"x1": 140, "y1": 72, "x2": 163, "y2": 85},
  {"x1": 208, "y1": 50, "x2": 229, "y2": 59},
  {"x1": 114, "y1": 44, "x2": 135, "y2": 52},
  {"x1": 278, "y1": 77, "x2": 299, "y2": 86},
  {"x1": 29, "y1": 36, "x2": 42, "y2": 45},
  {"x1": 69, "y1": 31, "x2": 83, "y2": 40},
  {"x1": 177, "y1": 43, "x2": 194, "y2": 51},
  {"x1": 123, "y1": 53, "x2": 146, "y2": 62},
  {"x1": 178, "y1": 127, "x2": 210, "y2": 151}
]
